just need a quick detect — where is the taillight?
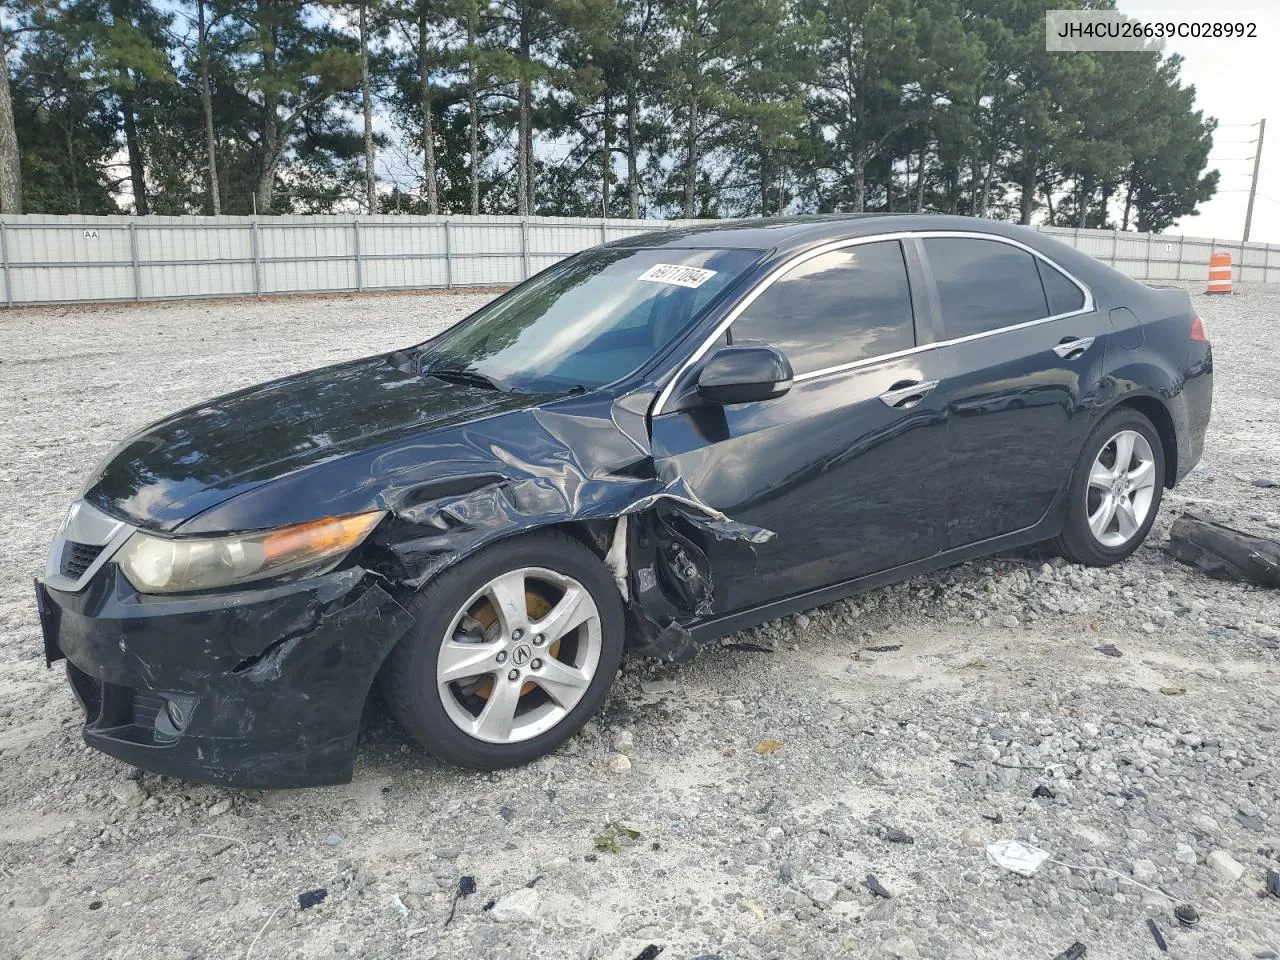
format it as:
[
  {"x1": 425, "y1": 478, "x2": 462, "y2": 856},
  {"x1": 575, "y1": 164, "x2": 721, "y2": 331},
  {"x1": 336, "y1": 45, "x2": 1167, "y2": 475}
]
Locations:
[{"x1": 1190, "y1": 316, "x2": 1208, "y2": 342}]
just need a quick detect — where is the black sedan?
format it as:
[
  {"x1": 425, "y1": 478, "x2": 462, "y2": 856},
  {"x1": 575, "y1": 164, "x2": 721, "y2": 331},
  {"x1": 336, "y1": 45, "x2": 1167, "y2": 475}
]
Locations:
[{"x1": 35, "y1": 214, "x2": 1213, "y2": 787}]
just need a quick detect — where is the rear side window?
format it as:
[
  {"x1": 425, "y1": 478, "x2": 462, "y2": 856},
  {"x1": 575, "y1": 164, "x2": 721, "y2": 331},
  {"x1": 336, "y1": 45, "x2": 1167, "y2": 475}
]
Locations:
[
  {"x1": 1037, "y1": 258, "x2": 1086, "y2": 315},
  {"x1": 923, "y1": 237, "x2": 1049, "y2": 338},
  {"x1": 730, "y1": 241, "x2": 915, "y2": 376}
]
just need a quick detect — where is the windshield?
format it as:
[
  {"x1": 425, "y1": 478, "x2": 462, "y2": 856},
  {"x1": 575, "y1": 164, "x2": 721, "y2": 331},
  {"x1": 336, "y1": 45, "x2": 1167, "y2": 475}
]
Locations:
[{"x1": 419, "y1": 246, "x2": 760, "y2": 393}]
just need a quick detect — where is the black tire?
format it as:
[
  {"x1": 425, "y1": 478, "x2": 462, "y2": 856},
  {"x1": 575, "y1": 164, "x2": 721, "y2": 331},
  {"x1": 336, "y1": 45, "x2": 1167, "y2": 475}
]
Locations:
[
  {"x1": 379, "y1": 530, "x2": 624, "y2": 770},
  {"x1": 1052, "y1": 407, "x2": 1166, "y2": 566}
]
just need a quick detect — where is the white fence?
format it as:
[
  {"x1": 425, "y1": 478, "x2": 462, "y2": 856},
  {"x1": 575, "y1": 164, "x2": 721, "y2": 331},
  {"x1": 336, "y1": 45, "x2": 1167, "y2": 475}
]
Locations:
[{"x1": 0, "y1": 213, "x2": 1276, "y2": 307}]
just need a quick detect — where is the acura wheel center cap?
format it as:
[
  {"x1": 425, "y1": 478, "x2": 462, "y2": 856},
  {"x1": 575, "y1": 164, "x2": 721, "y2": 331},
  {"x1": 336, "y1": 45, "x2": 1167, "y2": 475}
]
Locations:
[{"x1": 512, "y1": 644, "x2": 532, "y2": 666}]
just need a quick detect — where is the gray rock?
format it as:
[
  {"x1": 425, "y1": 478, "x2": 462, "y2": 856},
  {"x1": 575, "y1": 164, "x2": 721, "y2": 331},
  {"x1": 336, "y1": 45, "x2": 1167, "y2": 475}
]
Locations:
[
  {"x1": 612, "y1": 730, "x2": 635, "y2": 752},
  {"x1": 1206, "y1": 850, "x2": 1245, "y2": 882},
  {"x1": 111, "y1": 781, "x2": 147, "y2": 809},
  {"x1": 207, "y1": 797, "x2": 233, "y2": 817},
  {"x1": 491, "y1": 887, "x2": 540, "y2": 923},
  {"x1": 802, "y1": 877, "x2": 839, "y2": 906},
  {"x1": 1131, "y1": 859, "x2": 1159, "y2": 884},
  {"x1": 606, "y1": 753, "x2": 632, "y2": 774}
]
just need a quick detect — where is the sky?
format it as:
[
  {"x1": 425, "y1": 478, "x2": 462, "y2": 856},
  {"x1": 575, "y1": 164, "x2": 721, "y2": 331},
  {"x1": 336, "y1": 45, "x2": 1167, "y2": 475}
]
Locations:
[{"x1": 1116, "y1": 0, "x2": 1280, "y2": 244}]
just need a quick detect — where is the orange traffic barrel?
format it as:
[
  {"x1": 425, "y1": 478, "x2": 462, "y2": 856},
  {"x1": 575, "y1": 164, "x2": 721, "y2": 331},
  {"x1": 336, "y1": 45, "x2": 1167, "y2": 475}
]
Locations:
[{"x1": 1206, "y1": 252, "x2": 1232, "y2": 294}]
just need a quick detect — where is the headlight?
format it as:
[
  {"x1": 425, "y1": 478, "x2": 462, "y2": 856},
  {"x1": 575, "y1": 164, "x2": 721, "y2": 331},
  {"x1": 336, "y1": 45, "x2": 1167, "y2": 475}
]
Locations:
[{"x1": 117, "y1": 511, "x2": 384, "y2": 594}]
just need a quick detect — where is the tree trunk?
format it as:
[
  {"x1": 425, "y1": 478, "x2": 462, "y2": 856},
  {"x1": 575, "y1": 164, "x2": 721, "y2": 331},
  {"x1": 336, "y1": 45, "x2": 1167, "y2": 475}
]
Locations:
[
  {"x1": 360, "y1": 2, "x2": 376, "y2": 213},
  {"x1": 851, "y1": 148, "x2": 866, "y2": 212},
  {"x1": 121, "y1": 86, "x2": 149, "y2": 215},
  {"x1": 256, "y1": 98, "x2": 280, "y2": 214},
  {"x1": 255, "y1": 11, "x2": 281, "y2": 213},
  {"x1": 601, "y1": 94, "x2": 612, "y2": 217},
  {"x1": 1076, "y1": 176, "x2": 1089, "y2": 229},
  {"x1": 65, "y1": 120, "x2": 81, "y2": 212},
  {"x1": 683, "y1": 92, "x2": 698, "y2": 217},
  {"x1": 759, "y1": 143, "x2": 769, "y2": 216},
  {"x1": 197, "y1": 0, "x2": 220, "y2": 215},
  {"x1": 682, "y1": 8, "x2": 699, "y2": 219},
  {"x1": 915, "y1": 144, "x2": 926, "y2": 212},
  {"x1": 418, "y1": 10, "x2": 438, "y2": 214},
  {"x1": 626, "y1": 88, "x2": 639, "y2": 218},
  {"x1": 1018, "y1": 148, "x2": 1035, "y2": 224},
  {"x1": 467, "y1": 2, "x2": 479, "y2": 214},
  {"x1": 0, "y1": 25, "x2": 23, "y2": 214},
  {"x1": 516, "y1": 3, "x2": 532, "y2": 216},
  {"x1": 1122, "y1": 173, "x2": 1134, "y2": 230}
]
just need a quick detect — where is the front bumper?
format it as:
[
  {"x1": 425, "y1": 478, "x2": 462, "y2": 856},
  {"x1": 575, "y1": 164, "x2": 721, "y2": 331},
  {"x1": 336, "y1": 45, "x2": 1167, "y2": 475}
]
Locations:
[{"x1": 36, "y1": 564, "x2": 414, "y2": 789}]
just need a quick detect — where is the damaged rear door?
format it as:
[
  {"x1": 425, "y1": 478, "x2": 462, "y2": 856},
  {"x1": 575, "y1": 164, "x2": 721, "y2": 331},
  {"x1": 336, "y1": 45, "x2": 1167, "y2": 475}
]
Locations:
[{"x1": 648, "y1": 239, "x2": 951, "y2": 615}]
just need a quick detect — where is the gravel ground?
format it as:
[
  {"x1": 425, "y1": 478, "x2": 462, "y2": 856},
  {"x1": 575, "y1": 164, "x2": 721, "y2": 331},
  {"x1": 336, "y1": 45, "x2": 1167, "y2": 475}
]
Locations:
[{"x1": 1, "y1": 285, "x2": 1278, "y2": 960}]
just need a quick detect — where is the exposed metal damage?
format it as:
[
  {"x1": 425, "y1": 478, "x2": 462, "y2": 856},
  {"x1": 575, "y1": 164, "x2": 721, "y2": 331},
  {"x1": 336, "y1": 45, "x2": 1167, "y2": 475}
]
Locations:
[{"x1": 364, "y1": 404, "x2": 775, "y2": 663}]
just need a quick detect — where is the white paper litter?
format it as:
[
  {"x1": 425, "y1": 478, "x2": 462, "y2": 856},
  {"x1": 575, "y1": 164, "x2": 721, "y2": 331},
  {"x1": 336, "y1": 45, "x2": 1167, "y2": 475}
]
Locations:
[
  {"x1": 985, "y1": 839, "x2": 1051, "y2": 877},
  {"x1": 637, "y1": 263, "x2": 718, "y2": 288}
]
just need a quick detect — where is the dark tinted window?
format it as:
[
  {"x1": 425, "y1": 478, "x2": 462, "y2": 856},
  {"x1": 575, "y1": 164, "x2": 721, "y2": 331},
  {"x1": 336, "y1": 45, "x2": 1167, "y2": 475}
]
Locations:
[
  {"x1": 1037, "y1": 258, "x2": 1086, "y2": 315},
  {"x1": 730, "y1": 241, "x2": 915, "y2": 375},
  {"x1": 924, "y1": 238, "x2": 1049, "y2": 338}
]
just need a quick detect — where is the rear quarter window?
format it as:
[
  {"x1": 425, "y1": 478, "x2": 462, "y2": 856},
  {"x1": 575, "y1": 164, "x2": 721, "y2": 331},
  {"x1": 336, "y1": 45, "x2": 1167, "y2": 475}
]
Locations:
[
  {"x1": 1037, "y1": 258, "x2": 1086, "y2": 315},
  {"x1": 924, "y1": 237, "x2": 1050, "y2": 339}
]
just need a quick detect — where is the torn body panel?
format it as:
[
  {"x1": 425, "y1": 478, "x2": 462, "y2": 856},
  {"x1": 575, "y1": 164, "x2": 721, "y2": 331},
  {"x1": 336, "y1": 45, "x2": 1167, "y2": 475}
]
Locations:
[
  {"x1": 41, "y1": 382, "x2": 772, "y2": 787},
  {"x1": 39, "y1": 565, "x2": 414, "y2": 788}
]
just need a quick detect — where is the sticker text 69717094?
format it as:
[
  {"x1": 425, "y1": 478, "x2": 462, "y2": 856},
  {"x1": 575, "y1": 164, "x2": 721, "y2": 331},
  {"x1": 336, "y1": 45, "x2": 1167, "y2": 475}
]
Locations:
[{"x1": 637, "y1": 263, "x2": 719, "y2": 289}]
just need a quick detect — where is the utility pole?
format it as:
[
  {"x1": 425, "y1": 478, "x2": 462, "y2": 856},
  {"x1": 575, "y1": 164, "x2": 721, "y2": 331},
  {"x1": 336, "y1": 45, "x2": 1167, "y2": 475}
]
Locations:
[{"x1": 1244, "y1": 118, "x2": 1266, "y2": 242}]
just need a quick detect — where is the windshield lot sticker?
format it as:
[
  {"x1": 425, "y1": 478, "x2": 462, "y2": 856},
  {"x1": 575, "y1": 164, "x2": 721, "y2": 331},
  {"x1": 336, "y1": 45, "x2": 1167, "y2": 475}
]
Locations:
[{"x1": 637, "y1": 263, "x2": 718, "y2": 288}]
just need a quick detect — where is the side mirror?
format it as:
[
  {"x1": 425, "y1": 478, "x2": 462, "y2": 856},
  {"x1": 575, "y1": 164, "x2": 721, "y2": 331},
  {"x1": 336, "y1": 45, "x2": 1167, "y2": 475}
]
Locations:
[{"x1": 696, "y1": 344, "x2": 793, "y2": 405}]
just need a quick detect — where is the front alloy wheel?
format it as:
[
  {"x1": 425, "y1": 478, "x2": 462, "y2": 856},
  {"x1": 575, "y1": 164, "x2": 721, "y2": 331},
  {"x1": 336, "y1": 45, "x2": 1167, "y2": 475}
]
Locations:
[
  {"x1": 380, "y1": 531, "x2": 624, "y2": 769},
  {"x1": 437, "y1": 567, "x2": 602, "y2": 744}
]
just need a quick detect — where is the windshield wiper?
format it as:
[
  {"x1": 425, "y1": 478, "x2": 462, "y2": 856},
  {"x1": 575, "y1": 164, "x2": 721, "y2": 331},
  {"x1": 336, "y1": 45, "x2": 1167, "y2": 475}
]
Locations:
[{"x1": 425, "y1": 367, "x2": 506, "y2": 392}]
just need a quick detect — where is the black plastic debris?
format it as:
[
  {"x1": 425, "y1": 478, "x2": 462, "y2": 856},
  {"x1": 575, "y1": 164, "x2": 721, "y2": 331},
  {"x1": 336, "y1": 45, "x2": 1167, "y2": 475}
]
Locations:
[
  {"x1": 444, "y1": 875, "x2": 478, "y2": 927},
  {"x1": 297, "y1": 888, "x2": 327, "y2": 910},
  {"x1": 1174, "y1": 904, "x2": 1200, "y2": 928},
  {"x1": 1166, "y1": 514, "x2": 1280, "y2": 588},
  {"x1": 1147, "y1": 919, "x2": 1168, "y2": 953},
  {"x1": 482, "y1": 900, "x2": 496, "y2": 911},
  {"x1": 863, "y1": 874, "x2": 892, "y2": 899},
  {"x1": 632, "y1": 946, "x2": 663, "y2": 960},
  {"x1": 1252, "y1": 478, "x2": 1280, "y2": 488},
  {"x1": 981, "y1": 812, "x2": 1004, "y2": 824},
  {"x1": 1264, "y1": 867, "x2": 1280, "y2": 899},
  {"x1": 1095, "y1": 644, "x2": 1122, "y2": 658},
  {"x1": 883, "y1": 827, "x2": 915, "y2": 845},
  {"x1": 866, "y1": 644, "x2": 902, "y2": 653},
  {"x1": 1051, "y1": 943, "x2": 1086, "y2": 960},
  {"x1": 721, "y1": 640, "x2": 776, "y2": 653},
  {"x1": 1032, "y1": 785, "x2": 1056, "y2": 800}
]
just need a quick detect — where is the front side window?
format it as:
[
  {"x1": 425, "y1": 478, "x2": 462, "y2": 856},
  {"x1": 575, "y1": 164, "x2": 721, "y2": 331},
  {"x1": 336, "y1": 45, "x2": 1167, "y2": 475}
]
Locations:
[
  {"x1": 729, "y1": 241, "x2": 916, "y2": 376},
  {"x1": 923, "y1": 237, "x2": 1050, "y2": 338},
  {"x1": 421, "y1": 246, "x2": 760, "y2": 393}
]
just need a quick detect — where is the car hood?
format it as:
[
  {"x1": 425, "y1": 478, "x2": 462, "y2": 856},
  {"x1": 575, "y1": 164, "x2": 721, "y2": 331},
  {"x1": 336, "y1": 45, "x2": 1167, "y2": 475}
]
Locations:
[{"x1": 83, "y1": 354, "x2": 543, "y2": 531}]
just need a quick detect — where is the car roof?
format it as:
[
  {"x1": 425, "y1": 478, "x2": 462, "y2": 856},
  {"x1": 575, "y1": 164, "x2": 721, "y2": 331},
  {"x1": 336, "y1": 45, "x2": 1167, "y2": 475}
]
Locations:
[{"x1": 607, "y1": 213, "x2": 1052, "y2": 256}]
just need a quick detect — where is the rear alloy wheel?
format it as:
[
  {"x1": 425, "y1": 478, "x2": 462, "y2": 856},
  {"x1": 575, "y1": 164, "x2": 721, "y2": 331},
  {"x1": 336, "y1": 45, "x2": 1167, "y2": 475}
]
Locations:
[
  {"x1": 380, "y1": 531, "x2": 624, "y2": 769},
  {"x1": 1052, "y1": 408, "x2": 1165, "y2": 566}
]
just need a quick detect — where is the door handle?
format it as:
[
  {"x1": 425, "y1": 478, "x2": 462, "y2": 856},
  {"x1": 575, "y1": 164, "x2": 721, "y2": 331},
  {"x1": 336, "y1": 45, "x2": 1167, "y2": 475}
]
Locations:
[
  {"x1": 1053, "y1": 336, "x2": 1095, "y2": 360},
  {"x1": 878, "y1": 379, "x2": 939, "y2": 409}
]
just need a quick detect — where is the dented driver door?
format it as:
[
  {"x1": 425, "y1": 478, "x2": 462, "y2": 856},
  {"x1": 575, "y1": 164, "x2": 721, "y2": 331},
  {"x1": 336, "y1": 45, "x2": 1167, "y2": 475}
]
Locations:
[{"x1": 648, "y1": 239, "x2": 952, "y2": 616}]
